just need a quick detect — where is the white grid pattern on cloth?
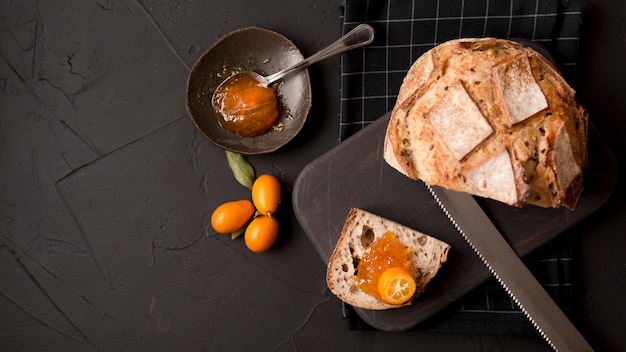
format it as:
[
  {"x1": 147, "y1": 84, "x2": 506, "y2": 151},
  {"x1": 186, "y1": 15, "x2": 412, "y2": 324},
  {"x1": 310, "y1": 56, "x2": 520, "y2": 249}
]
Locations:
[
  {"x1": 339, "y1": 0, "x2": 584, "y2": 141},
  {"x1": 338, "y1": 0, "x2": 583, "y2": 330}
]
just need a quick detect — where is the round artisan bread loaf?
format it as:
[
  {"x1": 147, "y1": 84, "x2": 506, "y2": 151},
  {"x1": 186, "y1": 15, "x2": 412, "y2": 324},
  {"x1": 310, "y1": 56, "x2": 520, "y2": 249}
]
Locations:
[
  {"x1": 384, "y1": 38, "x2": 587, "y2": 209},
  {"x1": 326, "y1": 208, "x2": 450, "y2": 310}
]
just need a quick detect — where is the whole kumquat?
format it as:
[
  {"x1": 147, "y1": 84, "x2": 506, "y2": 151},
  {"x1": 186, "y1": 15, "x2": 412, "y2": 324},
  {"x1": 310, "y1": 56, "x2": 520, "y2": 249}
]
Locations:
[
  {"x1": 244, "y1": 214, "x2": 279, "y2": 253},
  {"x1": 251, "y1": 174, "x2": 281, "y2": 216},
  {"x1": 211, "y1": 199, "x2": 255, "y2": 234}
]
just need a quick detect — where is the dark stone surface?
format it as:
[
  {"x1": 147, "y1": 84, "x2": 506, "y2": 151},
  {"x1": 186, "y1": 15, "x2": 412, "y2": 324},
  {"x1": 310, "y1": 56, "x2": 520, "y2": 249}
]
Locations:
[{"x1": 1, "y1": 0, "x2": 624, "y2": 351}]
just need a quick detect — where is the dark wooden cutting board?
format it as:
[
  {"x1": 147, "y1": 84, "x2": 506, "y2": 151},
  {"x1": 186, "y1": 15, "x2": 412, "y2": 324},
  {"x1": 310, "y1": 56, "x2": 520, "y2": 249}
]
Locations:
[{"x1": 292, "y1": 112, "x2": 617, "y2": 331}]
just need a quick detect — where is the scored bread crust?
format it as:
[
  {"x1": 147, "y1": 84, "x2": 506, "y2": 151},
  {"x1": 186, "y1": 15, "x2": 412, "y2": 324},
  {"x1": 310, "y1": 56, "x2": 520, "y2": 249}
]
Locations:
[
  {"x1": 326, "y1": 208, "x2": 450, "y2": 310},
  {"x1": 384, "y1": 38, "x2": 587, "y2": 209}
]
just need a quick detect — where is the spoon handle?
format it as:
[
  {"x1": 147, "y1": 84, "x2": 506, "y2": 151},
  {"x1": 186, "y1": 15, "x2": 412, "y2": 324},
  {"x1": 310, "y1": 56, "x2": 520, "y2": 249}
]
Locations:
[{"x1": 264, "y1": 24, "x2": 374, "y2": 84}]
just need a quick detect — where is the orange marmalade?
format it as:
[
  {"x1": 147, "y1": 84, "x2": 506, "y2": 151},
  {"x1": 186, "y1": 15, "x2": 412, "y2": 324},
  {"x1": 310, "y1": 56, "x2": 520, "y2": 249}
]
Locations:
[
  {"x1": 212, "y1": 73, "x2": 279, "y2": 137},
  {"x1": 355, "y1": 231, "x2": 413, "y2": 302}
]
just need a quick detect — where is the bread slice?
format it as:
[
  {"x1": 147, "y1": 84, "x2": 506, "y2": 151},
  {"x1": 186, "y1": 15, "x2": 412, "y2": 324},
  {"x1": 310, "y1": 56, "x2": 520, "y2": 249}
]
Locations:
[
  {"x1": 384, "y1": 38, "x2": 587, "y2": 209},
  {"x1": 326, "y1": 208, "x2": 450, "y2": 310}
]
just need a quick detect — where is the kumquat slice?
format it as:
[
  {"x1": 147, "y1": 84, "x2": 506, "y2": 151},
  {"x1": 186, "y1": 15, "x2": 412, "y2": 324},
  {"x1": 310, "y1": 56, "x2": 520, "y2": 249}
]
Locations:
[{"x1": 377, "y1": 267, "x2": 417, "y2": 305}]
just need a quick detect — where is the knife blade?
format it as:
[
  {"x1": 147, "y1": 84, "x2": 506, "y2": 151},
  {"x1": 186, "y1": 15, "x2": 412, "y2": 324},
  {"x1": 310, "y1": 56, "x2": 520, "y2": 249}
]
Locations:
[{"x1": 427, "y1": 185, "x2": 594, "y2": 352}]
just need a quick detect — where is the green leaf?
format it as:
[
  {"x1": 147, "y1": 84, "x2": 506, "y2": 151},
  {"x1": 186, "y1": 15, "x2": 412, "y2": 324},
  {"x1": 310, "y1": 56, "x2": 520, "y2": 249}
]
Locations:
[
  {"x1": 231, "y1": 227, "x2": 245, "y2": 240},
  {"x1": 225, "y1": 151, "x2": 255, "y2": 189}
]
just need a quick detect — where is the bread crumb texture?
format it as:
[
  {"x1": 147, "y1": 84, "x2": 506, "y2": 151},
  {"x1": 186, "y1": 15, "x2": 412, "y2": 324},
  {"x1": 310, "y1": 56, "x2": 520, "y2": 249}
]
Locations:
[{"x1": 326, "y1": 208, "x2": 450, "y2": 310}]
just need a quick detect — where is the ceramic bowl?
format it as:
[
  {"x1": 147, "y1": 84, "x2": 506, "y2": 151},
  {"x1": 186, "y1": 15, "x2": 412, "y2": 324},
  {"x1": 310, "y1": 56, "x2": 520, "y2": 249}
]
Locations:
[{"x1": 186, "y1": 27, "x2": 312, "y2": 154}]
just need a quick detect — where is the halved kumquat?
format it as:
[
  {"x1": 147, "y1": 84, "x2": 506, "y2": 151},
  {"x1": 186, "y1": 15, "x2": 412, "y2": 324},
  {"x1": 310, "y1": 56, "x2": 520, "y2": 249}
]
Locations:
[{"x1": 377, "y1": 267, "x2": 416, "y2": 305}]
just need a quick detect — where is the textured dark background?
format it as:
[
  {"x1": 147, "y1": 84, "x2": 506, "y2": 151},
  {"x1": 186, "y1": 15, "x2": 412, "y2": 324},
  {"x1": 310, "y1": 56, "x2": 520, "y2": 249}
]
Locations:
[{"x1": 1, "y1": 0, "x2": 624, "y2": 351}]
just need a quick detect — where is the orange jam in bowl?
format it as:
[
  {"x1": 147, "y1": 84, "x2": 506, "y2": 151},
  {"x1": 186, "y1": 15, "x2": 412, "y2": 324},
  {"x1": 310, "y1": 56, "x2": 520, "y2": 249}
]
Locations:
[
  {"x1": 212, "y1": 73, "x2": 279, "y2": 137},
  {"x1": 355, "y1": 231, "x2": 413, "y2": 302}
]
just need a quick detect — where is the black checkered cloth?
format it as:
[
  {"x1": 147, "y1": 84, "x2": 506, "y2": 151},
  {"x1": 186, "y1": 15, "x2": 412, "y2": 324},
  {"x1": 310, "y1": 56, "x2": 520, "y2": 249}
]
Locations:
[{"x1": 339, "y1": 0, "x2": 584, "y2": 333}]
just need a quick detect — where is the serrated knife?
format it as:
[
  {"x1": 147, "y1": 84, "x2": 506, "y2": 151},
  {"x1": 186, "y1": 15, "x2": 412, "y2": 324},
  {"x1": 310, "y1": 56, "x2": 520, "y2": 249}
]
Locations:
[{"x1": 427, "y1": 185, "x2": 594, "y2": 352}]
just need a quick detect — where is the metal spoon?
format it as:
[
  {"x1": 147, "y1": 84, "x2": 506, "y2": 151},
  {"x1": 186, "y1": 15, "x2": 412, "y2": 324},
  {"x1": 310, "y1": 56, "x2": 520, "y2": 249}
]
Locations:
[{"x1": 212, "y1": 23, "x2": 374, "y2": 108}]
